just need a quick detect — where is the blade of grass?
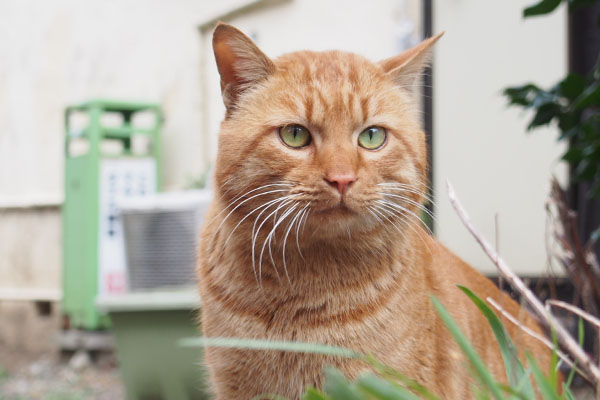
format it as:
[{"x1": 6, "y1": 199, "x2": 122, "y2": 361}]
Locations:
[
  {"x1": 431, "y1": 296, "x2": 505, "y2": 400},
  {"x1": 548, "y1": 327, "x2": 560, "y2": 393},
  {"x1": 496, "y1": 384, "x2": 531, "y2": 400},
  {"x1": 355, "y1": 373, "x2": 421, "y2": 400},
  {"x1": 562, "y1": 317, "x2": 584, "y2": 399},
  {"x1": 322, "y1": 368, "x2": 364, "y2": 400},
  {"x1": 180, "y1": 337, "x2": 361, "y2": 359},
  {"x1": 458, "y1": 285, "x2": 534, "y2": 398},
  {"x1": 364, "y1": 356, "x2": 441, "y2": 400},
  {"x1": 527, "y1": 354, "x2": 560, "y2": 400}
]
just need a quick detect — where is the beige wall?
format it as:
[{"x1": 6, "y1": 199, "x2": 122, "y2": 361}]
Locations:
[
  {"x1": 433, "y1": 0, "x2": 568, "y2": 275},
  {"x1": 0, "y1": 0, "x2": 253, "y2": 294},
  {"x1": 0, "y1": 208, "x2": 61, "y2": 298}
]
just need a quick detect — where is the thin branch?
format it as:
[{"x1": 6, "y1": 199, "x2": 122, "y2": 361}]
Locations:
[
  {"x1": 487, "y1": 297, "x2": 578, "y2": 373},
  {"x1": 547, "y1": 299, "x2": 600, "y2": 330},
  {"x1": 447, "y1": 180, "x2": 600, "y2": 384}
]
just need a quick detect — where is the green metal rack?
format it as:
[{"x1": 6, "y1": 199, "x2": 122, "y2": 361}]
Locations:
[{"x1": 63, "y1": 99, "x2": 162, "y2": 330}]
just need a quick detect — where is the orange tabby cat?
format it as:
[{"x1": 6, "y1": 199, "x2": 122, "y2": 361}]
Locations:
[{"x1": 197, "y1": 23, "x2": 551, "y2": 399}]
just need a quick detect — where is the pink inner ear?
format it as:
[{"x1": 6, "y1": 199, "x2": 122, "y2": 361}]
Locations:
[
  {"x1": 379, "y1": 32, "x2": 444, "y2": 73},
  {"x1": 379, "y1": 49, "x2": 418, "y2": 73},
  {"x1": 214, "y1": 40, "x2": 240, "y2": 90}
]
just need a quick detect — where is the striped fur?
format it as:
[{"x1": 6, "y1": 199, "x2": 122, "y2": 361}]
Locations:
[{"x1": 197, "y1": 23, "x2": 551, "y2": 399}]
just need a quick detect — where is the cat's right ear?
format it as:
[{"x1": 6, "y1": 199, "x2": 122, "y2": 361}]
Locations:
[
  {"x1": 378, "y1": 32, "x2": 444, "y2": 94},
  {"x1": 212, "y1": 23, "x2": 276, "y2": 114}
]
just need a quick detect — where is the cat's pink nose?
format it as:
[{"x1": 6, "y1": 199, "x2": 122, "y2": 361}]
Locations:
[{"x1": 325, "y1": 174, "x2": 356, "y2": 196}]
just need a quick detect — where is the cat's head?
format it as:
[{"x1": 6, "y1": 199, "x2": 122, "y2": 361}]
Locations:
[{"x1": 212, "y1": 23, "x2": 441, "y2": 241}]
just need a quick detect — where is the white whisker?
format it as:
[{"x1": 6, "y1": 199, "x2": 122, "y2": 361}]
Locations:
[
  {"x1": 381, "y1": 192, "x2": 437, "y2": 224},
  {"x1": 209, "y1": 183, "x2": 292, "y2": 226},
  {"x1": 266, "y1": 203, "x2": 298, "y2": 279},
  {"x1": 253, "y1": 198, "x2": 298, "y2": 285},
  {"x1": 251, "y1": 195, "x2": 300, "y2": 285},
  {"x1": 211, "y1": 188, "x2": 291, "y2": 249},
  {"x1": 376, "y1": 199, "x2": 433, "y2": 235}
]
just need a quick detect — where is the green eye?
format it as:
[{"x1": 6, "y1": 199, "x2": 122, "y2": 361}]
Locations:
[
  {"x1": 279, "y1": 125, "x2": 311, "y2": 148},
  {"x1": 358, "y1": 126, "x2": 386, "y2": 150}
]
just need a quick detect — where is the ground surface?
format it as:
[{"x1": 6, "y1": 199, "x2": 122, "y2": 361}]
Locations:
[
  {"x1": 0, "y1": 301, "x2": 123, "y2": 399},
  {"x1": 0, "y1": 347, "x2": 124, "y2": 400}
]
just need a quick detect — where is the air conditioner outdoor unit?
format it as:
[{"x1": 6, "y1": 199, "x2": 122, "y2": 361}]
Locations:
[{"x1": 118, "y1": 190, "x2": 212, "y2": 291}]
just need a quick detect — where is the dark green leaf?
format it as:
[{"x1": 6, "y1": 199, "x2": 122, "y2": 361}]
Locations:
[
  {"x1": 528, "y1": 103, "x2": 560, "y2": 129},
  {"x1": 574, "y1": 81, "x2": 600, "y2": 109},
  {"x1": 523, "y1": 0, "x2": 562, "y2": 17},
  {"x1": 568, "y1": 0, "x2": 599, "y2": 12},
  {"x1": 559, "y1": 74, "x2": 587, "y2": 100},
  {"x1": 562, "y1": 147, "x2": 584, "y2": 163},
  {"x1": 503, "y1": 84, "x2": 541, "y2": 107}
]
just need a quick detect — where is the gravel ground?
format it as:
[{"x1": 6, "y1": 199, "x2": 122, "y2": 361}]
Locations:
[{"x1": 0, "y1": 348, "x2": 124, "y2": 400}]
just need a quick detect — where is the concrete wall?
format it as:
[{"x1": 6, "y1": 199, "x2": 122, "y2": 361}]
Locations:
[{"x1": 433, "y1": 0, "x2": 568, "y2": 275}]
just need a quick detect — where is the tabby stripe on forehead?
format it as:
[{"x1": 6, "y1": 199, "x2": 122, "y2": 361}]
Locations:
[
  {"x1": 280, "y1": 96, "x2": 300, "y2": 115},
  {"x1": 360, "y1": 97, "x2": 370, "y2": 124},
  {"x1": 347, "y1": 91, "x2": 356, "y2": 119},
  {"x1": 347, "y1": 62, "x2": 360, "y2": 89},
  {"x1": 303, "y1": 91, "x2": 314, "y2": 122},
  {"x1": 315, "y1": 88, "x2": 331, "y2": 115}
]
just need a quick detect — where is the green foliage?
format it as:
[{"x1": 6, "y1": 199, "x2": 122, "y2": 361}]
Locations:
[
  {"x1": 504, "y1": 66, "x2": 600, "y2": 196},
  {"x1": 523, "y1": 0, "x2": 597, "y2": 17},
  {"x1": 504, "y1": 0, "x2": 600, "y2": 196}
]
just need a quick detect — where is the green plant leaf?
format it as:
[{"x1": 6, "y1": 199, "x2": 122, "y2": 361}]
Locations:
[
  {"x1": 496, "y1": 383, "x2": 531, "y2": 400},
  {"x1": 548, "y1": 328, "x2": 560, "y2": 394},
  {"x1": 180, "y1": 337, "x2": 361, "y2": 359},
  {"x1": 523, "y1": 0, "x2": 562, "y2": 17},
  {"x1": 323, "y1": 368, "x2": 364, "y2": 400},
  {"x1": 457, "y1": 286, "x2": 534, "y2": 398},
  {"x1": 562, "y1": 317, "x2": 585, "y2": 398},
  {"x1": 365, "y1": 356, "x2": 441, "y2": 400},
  {"x1": 253, "y1": 394, "x2": 291, "y2": 400},
  {"x1": 559, "y1": 74, "x2": 587, "y2": 100},
  {"x1": 568, "y1": 0, "x2": 599, "y2": 12},
  {"x1": 303, "y1": 388, "x2": 331, "y2": 400},
  {"x1": 527, "y1": 354, "x2": 560, "y2": 400},
  {"x1": 355, "y1": 373, "x2": 420, "y2": 400},
  {"x1": 431, "y1": 296, "x2": 504, "y2": 400},
  {"x1": 528, "y1": 103, "x2": 560, "y2": 129},
  {"x1": 503, "y1": 84, "x2": 541, "y2": 107},
  {"x1": 574, "y1": 81, "x2": 600, "y2": 109}
]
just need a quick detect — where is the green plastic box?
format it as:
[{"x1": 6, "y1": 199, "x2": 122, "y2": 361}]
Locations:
[{"x1": 96, "y1": 289, "x2": 210, "y2": 399}]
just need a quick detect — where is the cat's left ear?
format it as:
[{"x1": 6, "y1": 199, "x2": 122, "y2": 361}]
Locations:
[
  {"x1": 378, "y1": 32, "x2": 444, "y2": 93},
  {"x1": 213, "y1": 22, "x2": 276, "y2": 114}
]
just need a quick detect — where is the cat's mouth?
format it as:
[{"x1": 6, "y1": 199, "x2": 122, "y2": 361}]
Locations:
[{"x1": 317, "y1": 203, "x2": 355, "y2": 217}]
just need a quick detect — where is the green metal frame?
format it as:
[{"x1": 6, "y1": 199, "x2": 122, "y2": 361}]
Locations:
[{"x1": 63, "y1": 99, "x2": 162, "y2": 330}]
